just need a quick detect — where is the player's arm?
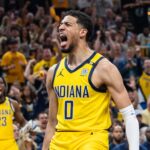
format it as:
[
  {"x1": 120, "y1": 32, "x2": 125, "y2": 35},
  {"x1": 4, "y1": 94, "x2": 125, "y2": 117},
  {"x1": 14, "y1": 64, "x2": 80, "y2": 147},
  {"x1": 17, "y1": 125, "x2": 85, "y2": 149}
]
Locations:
[
  {"x1": 12, "y1": 99, "x2": 39, "y2": 135},
  {"x1": 42, "y1": 65, "x2": 58, "y2": 150},
  {"x1": 11, "y1": 99, "x2": 27, "y2": 127},
  {"x1": 96, "y1": 59, "x2": 139, "y2": 150},
  {"x1": 98, "y1": 60, "x2": 131, "y2": 109}
]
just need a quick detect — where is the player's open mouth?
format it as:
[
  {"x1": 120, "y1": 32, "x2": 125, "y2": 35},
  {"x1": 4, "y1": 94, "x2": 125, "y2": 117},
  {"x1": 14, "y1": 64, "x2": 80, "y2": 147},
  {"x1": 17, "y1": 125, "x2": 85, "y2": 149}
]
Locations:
[{"x1": 59, "y1": 35, "x2": 68, "y2": 48}]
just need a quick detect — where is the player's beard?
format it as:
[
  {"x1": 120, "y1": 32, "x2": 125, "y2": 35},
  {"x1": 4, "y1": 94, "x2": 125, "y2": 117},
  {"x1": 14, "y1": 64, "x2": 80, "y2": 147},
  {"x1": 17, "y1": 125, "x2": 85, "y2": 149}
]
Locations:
[
  {"x1": 61, "y1": 37, "x2": 78, "y2": 54},
  {"x1": 61, "y1": 44, "x2": 74, "y2": 53}
]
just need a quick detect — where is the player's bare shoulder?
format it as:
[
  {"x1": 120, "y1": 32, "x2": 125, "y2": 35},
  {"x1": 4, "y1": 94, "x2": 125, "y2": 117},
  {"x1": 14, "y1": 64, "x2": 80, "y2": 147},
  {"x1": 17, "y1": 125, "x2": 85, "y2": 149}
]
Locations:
[
  {"x1": 47, "y1": 64, "x2": 58, "y2": 78},
  {"x1": 46, "y1": 64, "x2": 58, "y2": 89},
  {"x1": 97, "y1": 58, "x2": 116, "y2": 73},
  {"x1": 94, "y1": 58, "x2": 121, "y2": 85}
]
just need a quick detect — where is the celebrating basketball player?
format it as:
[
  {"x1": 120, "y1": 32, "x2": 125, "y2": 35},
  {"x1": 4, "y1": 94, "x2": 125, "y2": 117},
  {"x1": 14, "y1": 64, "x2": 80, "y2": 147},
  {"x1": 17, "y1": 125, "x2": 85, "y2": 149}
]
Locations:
[
  {"x1": 0, "y1": 76, "x2": 37, "y2": 150},
  {"x1": 42, "y1": 10, "x2": 139, "y2": 150}
]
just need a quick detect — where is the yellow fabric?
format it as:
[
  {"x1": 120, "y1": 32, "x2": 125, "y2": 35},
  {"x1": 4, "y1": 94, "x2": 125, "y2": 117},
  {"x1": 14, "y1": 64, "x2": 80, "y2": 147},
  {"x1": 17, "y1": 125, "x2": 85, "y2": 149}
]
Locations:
[
  {"x1": 53, "y1": 52, "x2": 111, "y2": 132},
  {"x1": 33, "y1": 56, "x2": 57, "y2": 73},
  {"x1": 50, "y1": 131, "x2": 108, "y2": 150},
  {"x1": 142, "y1": 109, "x2": 150, "y2": 126},
  {"x1": 0, "y1": 139, "x2": 19, "y2": 150},
  {"x1": 1, "y1": 51, "x2": 27, "y2": 83},
  {"x1": 50, "y1": 6, "x2": 56, "y2": 17},
  {"x1": 52, "y1": 0, "x2": 69, "y2": 8},
  {"x1": 0, "y1": 97, "x2": 14, "y2": 140},
  {"x1": 139, "y1": 72, "x2": 150, "y2": 101},
  {"x1": 117, "y1": 112, "x2": 123, "y2": 121}
]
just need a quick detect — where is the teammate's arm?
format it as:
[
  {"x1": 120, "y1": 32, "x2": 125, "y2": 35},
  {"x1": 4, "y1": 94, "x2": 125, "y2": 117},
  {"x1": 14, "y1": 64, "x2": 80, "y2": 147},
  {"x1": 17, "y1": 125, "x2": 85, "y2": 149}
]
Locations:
[
  {"x1": 11, "y1": 99, "x2": 26, "y2": 127},
  {"x1": 42, "y1": 65, "x2": 58, "y2": 150},
  {"x1": 96, "y1": 59, "x2": 139, "y2": 150}
]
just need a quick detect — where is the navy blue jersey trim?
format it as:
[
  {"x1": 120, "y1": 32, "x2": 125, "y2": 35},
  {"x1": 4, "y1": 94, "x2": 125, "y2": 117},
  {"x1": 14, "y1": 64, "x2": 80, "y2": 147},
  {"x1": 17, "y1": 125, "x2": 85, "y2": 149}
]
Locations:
[
  {"x1": 88, "y1": 56, "x2": 107, "y2": 92},
  {"x1": 65, "y1": 51, "x2": 96, "y2": 73},
  {"x1": 52, "y1": 63, "x2": 60, "y2": 87}
]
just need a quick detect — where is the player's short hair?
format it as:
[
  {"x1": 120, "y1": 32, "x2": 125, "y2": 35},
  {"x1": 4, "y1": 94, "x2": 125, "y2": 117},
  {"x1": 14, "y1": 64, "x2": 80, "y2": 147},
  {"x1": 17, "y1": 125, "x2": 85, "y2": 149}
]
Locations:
[{"x1": 62, "y1": 10, "x2": 93, "y2": 41}]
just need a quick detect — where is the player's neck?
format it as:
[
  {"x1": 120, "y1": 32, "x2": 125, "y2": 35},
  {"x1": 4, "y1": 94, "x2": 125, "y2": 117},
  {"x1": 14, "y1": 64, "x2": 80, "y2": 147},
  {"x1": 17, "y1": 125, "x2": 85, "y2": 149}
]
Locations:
[{"x1": 67, "y1": 45, "x2": 93, "y2": 67}]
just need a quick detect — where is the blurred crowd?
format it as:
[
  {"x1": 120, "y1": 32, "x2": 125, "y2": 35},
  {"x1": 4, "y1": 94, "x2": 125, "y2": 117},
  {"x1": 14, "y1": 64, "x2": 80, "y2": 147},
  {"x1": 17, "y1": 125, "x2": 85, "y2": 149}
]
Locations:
[{"x1": 0, "y1": 0, "x2": 150, "y2": 149}]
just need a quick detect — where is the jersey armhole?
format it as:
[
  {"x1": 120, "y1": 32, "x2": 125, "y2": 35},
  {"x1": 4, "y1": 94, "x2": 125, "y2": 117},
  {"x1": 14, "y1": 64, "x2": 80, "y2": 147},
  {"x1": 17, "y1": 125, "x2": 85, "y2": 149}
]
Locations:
[
  {"x1": 8, "y1": 98, "x2": 15, "y2": 112},
  {"x1": 88, "y1": 56, "x2": 107, "y2": 92},
  {"x1": 52, "y1": 62, "x2": 60, "y2": 88}
]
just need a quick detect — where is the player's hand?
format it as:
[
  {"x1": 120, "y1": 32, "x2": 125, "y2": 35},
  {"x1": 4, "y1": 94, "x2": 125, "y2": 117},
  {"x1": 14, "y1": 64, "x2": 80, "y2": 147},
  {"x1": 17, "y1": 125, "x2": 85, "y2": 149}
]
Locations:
[
  {"x1": 18, "y1": 61, "x2": 26, "y2": 66},
  {"x1": 28, "y1": 59, "x2": 36, "y2": 65},
  {"x1": 96, "y1": 30, "x2": 101, "y2": 38},
  {"x1": 9, "y1": 64, "x2": 16, "y2": 69}
]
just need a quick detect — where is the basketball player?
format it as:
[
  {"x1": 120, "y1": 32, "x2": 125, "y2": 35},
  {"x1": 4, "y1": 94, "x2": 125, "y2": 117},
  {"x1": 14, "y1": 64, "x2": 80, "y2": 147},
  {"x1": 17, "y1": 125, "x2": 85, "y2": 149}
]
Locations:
[
  {"x1": 0, "y1": 76, "x2": 29, "y2": 150},
  {"x1": 42, "y1": 10, "x2": 139, "y2": 150}
]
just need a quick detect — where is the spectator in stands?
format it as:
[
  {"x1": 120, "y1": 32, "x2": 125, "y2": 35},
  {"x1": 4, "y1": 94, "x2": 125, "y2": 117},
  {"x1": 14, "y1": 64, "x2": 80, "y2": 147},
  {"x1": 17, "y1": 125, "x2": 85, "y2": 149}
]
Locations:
[
  {"x1": 35, "y1": 112, "x2": 48, "y2": 150},
  {"x1": 138, "y1": 58, "x2": 150, "y2": 109},
  {"x1": 9, "y1": 25, "x2": 21, "y2": 43},
  {"x1": 140, "y1": 126, "x2": 148, "y2": 144},
  {"x1": 142, "y1": 97, "x2": 150, "y2": 126},
  {"x1": 28, "y1": 20, "x2": 40, "y2": 43},
  {"x1": 95, "y1": 0, "x2": 113, "y2": 17},
  {"x1": 121, "y1": 48, "x2": 137, "y2": 82},
  {"x1": 21, "y1": 85, "x2": 37, "y2": 120},
  {"x1": 33, "y1": 46, "x2": 57, "y2": 74},
  {"x1": 20, "y1": 27, "x2": 31, "y2": 45},
  {"x1": 136, "y1": 113, "x2": 148, "y2": 129},
  {"x1": 1, "y1": 37, "x2": 27, "y2": 90},
  {"x1": 109, "y1": 125, "x2": 124, "y2": 150},
  {"x1": 112, "y1": 141, "x2": 147, "y2": 150},
  {"x1": 24, "y1": 59, "x2": 48, "y2": 115},
  {"x1": 137, "y1": 27, "x2": 150, "y2": 46},
  {"x1": 77, "y1": 0, "x2": 91, "y2": 11},
  {"x1": 112, "y1": 43, "x2": 127, "y2": 79},
  {"x1": 141, "y1": 126, "x2": 150, "y2": 150}
]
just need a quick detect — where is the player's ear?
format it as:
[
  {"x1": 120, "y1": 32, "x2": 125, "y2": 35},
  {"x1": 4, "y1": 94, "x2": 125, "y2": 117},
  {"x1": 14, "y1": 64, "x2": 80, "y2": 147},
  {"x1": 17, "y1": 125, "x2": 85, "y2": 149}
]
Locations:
[{"x1": 80, "y1": 28, "x2": 87, "y2": 39}]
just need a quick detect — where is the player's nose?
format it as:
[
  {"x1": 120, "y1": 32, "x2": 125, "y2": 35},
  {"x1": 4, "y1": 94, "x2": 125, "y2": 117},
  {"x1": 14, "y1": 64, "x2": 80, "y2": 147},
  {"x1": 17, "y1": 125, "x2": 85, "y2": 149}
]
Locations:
[{"x1": 58, "y1": 24, "x2": 65, "y2": 32}]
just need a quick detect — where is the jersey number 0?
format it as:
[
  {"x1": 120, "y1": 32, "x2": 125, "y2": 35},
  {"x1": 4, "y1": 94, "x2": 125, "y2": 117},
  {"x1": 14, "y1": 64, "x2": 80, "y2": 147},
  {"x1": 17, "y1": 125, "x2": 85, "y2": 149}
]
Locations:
[{"x1": 64, "y1": 101, "x2": 73, "y2": 119}]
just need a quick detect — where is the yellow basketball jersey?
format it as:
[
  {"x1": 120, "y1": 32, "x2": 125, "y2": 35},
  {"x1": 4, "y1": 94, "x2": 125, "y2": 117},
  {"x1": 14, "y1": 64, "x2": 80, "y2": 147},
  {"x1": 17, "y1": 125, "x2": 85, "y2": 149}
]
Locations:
[
  {"x1": 0, "y1": 97, "x2": 14, "y2": 140},
  {"x1": 53, "y1": 52, "x2": 111, "y2": 131},
  {"x1": 139, "y1": 72, "x2": 150, "y2": 101}
]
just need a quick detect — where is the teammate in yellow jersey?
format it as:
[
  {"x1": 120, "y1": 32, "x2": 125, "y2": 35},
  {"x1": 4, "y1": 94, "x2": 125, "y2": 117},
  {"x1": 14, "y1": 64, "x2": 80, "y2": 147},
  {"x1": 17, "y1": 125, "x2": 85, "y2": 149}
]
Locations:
[
  {"x1": 42, "y1": 10, "x2": 139, "y2": 150},
  {"x1": 0, "y1": 76, "x2": 27, "y2": 150},
  {"x1": 0, "y1": 76, "x2": 31, "y2": 150}
]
